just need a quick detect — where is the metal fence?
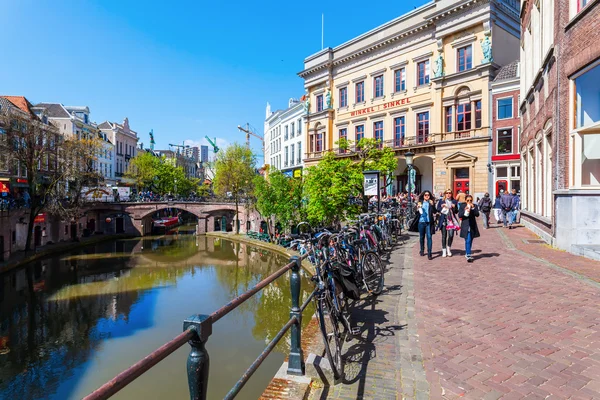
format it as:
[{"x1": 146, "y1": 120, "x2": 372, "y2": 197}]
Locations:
[{"x1": 83, "y1": 254, "x2": 312, "y2": 400}]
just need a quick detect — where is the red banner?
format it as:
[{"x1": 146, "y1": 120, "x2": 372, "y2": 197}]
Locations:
[{"x1": 34, "y1": 213, "x2": 46, "y2": 223}]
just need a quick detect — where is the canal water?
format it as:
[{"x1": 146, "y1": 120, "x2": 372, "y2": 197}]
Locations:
[{"x1": 0, "y1": 229, "x2": 314, "y2": 399}]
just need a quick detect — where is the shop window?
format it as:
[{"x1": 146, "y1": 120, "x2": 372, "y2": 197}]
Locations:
[
  {"x1": 575, "y1": 62, "x2": 600, "y2": 186},
  {"x1": 457, "y1": 45, "x2": 472, "y2": 72},
  {"x1": 497, "y1": 97, "x2": 513, "y2": 119},
  {"x1": 497, "y1": 167, "x2": 508, "y2": 178},
  {"x1": 497, "y1": 129, "x2": 513, "y2": 154},
  {"x1": 339, "y1": 87, "x2": 347, "y2": 107},
  {"x1": 356, "y1": 81, "x2": 364, "y2": 103},
  {"x1": 511, "y1": 180, "x2": 521, "y2": 193},
  {"x1": 582, "y1": 134, "x2": 600, "y2": 185},
  {"x1": 511, "y1": 166, "x2": 521, "y2": 177}
]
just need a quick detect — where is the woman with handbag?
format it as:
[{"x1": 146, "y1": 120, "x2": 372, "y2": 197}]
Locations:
[
  {"x1": 458, "y1": 194, "x2": 480, "y2": 263},
  {"x1": 415, "y1": 190, "x2": 437, "y2": 260},
  {"x1": 436, "y1": 189, "x2": 458, "y2": 257}
]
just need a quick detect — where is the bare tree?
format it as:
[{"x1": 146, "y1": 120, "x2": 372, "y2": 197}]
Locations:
[{"x1": 0, "y1": 103, "x2": 102, "y2": 252}]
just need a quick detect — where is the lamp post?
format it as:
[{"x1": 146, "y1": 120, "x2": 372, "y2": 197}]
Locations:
[{"x1": 405, "y1": 151, "x2": 415, "y2": 218}]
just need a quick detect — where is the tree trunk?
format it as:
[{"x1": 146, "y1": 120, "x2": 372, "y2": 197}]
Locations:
[{"x1": 24, "y1": 207, "x2": 37, "y2": 253}]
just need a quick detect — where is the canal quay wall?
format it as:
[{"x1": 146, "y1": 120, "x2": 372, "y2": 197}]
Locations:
[
  {"x1": 206, "y1": 232, "x2": 324, "y2": 399},
  {"x1": 0, "y1": 233, "x2": 135, "y2": 275}
]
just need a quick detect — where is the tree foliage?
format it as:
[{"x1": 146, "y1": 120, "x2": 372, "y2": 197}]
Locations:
[
  {"x1": 213, "y1": 143, "x2": 256, "y2": 234},
  {"x1": 126, "y1": 153, "x2": 199, "y2": 196},
  {"x1": 253, "y1": 168, "x2": 303, "y2": 233}
]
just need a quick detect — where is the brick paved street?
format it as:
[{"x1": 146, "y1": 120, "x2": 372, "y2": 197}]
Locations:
[
  {"x1": 413, "y1": 225, "x2": 600, "y2": 399},
  {"x1": 310, "y1": 223, "x2": 600, "y2": 399}
]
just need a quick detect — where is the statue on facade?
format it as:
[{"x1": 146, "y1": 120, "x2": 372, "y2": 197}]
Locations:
[
  {"x1": 303, "y1": 96, "x2": 310, "y2": 114},
  {"x1": 325, "y1": 88, "x2": 332, "y2": 109},
  {"x1": 481, "y1": 35, "x2": 493, "y2": 63},
  {"x1": 433, "y1": 53, "x2": 444, "y2": 78}
]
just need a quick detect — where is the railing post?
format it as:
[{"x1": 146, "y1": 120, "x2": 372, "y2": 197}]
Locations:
[
  {"x1": 183, "y1": 314, "x2": 213, "y2": 400},
  {"x1": 287, "y1": 256, "x2": 305, "y2": 375}
]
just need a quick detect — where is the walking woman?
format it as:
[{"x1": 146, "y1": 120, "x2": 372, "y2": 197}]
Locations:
[
  {"x1": 417, "y1": 190, "x2": 438, "y2": 260},
  {"x1": 436, "y1": 189, "x2": 458, "y2": 257},
  {"x1": 458, "y1": 194, "x2": 480, "y2": 262}
]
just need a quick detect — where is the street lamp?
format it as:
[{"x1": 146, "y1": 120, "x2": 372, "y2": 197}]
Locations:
[
  {"x1": 405, "y1": 151, "x2": 415, "y2": 218},
  {"x1": 174, "y1": 178, "x2": 177, "y2": 197}
]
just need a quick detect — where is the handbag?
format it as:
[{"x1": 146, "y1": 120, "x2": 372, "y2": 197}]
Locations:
[{"x1": 408, "y1": 213, "x2": 420, "y2": 232}]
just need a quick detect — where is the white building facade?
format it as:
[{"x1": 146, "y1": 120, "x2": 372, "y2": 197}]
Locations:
[
  {"x1": 98, "y1": 118, "x2": 139, "y2": 185},
  {"x1": 264, "y1": 99, "x2": 305, "y2": 177}
]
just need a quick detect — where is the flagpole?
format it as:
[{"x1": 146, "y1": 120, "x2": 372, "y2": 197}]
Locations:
[{"x1": 321, "y1": 13, "x2": 324, "y2": 50}]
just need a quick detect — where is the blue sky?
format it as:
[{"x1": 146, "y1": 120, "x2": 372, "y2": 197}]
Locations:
[{"x1": 1, "y1": 0, "x2": 423, "y2": 157}]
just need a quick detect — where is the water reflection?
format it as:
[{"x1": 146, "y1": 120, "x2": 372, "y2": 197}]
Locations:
[{"x1": 0, "y1": 234, "x2": 314, "y2": 399}]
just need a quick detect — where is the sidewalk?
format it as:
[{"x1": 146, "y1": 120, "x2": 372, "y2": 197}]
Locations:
[{"x1": 412, "y1": 224, "x2": 600, "y2": 399}]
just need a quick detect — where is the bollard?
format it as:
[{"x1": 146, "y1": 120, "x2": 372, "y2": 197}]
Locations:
[
  {"x1": 287, "y1": 256, "x2": 305, "y2": 375},
  {"x1": 183, "y1": 314, "x2": 212, "y2": 400}
]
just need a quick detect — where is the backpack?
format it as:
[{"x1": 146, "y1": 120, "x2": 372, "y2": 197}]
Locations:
[
  {"x1": 333, "y1": 262, "x2": 361, "y2": 300},
  {"x1": 480, "y1": 197, "x2": 492, "y2": 212}
]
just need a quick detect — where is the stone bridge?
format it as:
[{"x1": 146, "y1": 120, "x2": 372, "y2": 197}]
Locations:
[{"x1": 84, "y1": 201, "x2": 263, "y2": 236}]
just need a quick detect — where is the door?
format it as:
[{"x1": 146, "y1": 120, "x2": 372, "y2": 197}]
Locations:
[
  {"x1": 70, "y1": 223, "x2": 77, "y2": 240},
  {"x1": 0, "y1": 236, "x2": 4, "y2": 262},
  {"x1": 116, "y1": 217, "x2": 124, "y2": 233},
  {"x1": 34, "y1": 226, "x2": 42, "y2": 247},
  {"x1": 453, "y1": 168, "x2": 470, "y2": 195},
  {"x1": 221, "y1": 216, "x2": 227, "y2": 232},
  {"x1": 496, "y1": 180, "x2": 508, "y2": 196}
]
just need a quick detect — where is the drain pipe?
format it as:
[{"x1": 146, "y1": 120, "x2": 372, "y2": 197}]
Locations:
[{"x1": 554, "y1": 45, "x2": 560, "y2": 241}]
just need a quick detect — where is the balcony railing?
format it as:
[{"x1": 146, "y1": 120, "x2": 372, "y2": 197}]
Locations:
[{"x1": 305, "y1": 128, "x2": 488, "y2": 160}]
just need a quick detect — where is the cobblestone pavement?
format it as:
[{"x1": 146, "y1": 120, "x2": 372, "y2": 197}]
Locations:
[
  {"x1": 310, "y1": 236, "x2": 423, "y2": 400},
  {"x1": 413, "y1": 224, "x2": 600, "y2": 399}
]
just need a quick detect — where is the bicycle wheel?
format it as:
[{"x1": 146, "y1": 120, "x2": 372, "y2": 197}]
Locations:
[
  {"x1": 361, "y1": 251, "x2": 384, "y2": 295},
  {"x1": 317, "y1": 295, "x2": 344, "y2": 379}
]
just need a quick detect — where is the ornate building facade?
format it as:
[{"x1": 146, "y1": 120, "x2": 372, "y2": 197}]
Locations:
[{"x1": 299, "y1": 0, "x2": 520, "y2": 197}]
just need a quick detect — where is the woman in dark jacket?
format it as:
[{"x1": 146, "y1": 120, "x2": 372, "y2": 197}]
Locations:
[
  {"x1": 416, "y1": 190, "x2": 438, "y2": 260},
  {"x1": 458, "y1": 194, "x2": 480, "y2": 262},
  {"x1": 436, "y1": 189, "x2": 458, "y2": 257}
]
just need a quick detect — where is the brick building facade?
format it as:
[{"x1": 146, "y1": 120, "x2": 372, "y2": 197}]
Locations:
[{"x1": 520, "y1": 0, "x2": 600, "y2": 258}]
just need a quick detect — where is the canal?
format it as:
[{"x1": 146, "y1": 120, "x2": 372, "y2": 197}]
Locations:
[{"x1": 0, "y1": 228, "x2": 314, "y2": 399}]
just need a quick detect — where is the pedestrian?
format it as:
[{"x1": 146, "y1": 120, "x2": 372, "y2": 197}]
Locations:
[
  {"x1": 458, "y1": 194, "x2": 480, "y2": 262},
  {"x1": 436, "y1": 189, "x2": 458, "y2": 257},
  {"x1": 493, "y1": 191, "x2": 503, "y2": 225},
  {"x1": 478, "y1": 192, "x2": 492, "y2": 229},
  {"x1": 508, "y1": 188, "x2": 521, "y2": 228},
  {"x1": 417, "y1": 190, "x2": 437, "y2": 260},
  {"x1": 456, "y1": 190, "x2": 466, "y2": 207},
  {"x1": 500, "y1": 189, "x2": 513, "y2": 229}
]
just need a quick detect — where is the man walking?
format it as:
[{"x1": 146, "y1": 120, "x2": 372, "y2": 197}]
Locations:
[
  {"x1": 500, "y1": 189, "x2": 513, "y2": 228},
  {"x1": 456, "y1": 190, "x2": 466, "y2": 207},
  {"x1": 493, "y1": 192, "x2": 503, "y2": 225},
  {"x1": 478, "y1": 192, "x2": 492, "y2": 229},
  {"x1": 508, "y1": 189, "x2": 521, "y2": 228}
]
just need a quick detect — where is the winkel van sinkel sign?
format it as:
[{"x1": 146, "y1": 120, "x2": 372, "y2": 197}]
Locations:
[{"x1": 363, "y1": 172, "x2": 379, "y2": 196}]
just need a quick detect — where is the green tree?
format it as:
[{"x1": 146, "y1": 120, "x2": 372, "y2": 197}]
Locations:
[
  {"x1": 213, "y1": 143, "x2": 256, "y2": 234},
  {"x1": 125, "y1": 152, "x2": 161, "y2": 190},
  {"x1": 253, "y1": 169, "x2": 304, "y2": 234},
  {"x1": 303, "y1": 152, "x2": 361, "y2": 226},
  {"x1": 354, "y1": 138, "x2": 398, "y2": 210},
  {"x1": 253, "y1": 172, "x2": 276, "y2": 235},
  {"x1": 126, "y1": 153, "x2": 199, "y2": 196}
]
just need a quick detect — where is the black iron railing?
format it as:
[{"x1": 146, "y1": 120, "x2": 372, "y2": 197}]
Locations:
[{"x1": 83, "y1": 254, "x2": 312, "y2": 400}]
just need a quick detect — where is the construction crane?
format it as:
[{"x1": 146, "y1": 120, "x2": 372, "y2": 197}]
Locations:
[
  {"x1": 205, "y1": 136, "x2": 219, "y2": 154},
  {"x1": 237, "y1": 123, "x2": 264, "y2": 149},
  {"x1": 168, "y1": 142, "x2": 189, "y2": 155}
]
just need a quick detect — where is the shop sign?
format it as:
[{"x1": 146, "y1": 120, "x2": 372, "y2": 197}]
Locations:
[
  {"x1": 283, "y1": 170, "x2": 293, "y2": 177},
  {"x1": 293, "y1": 169, "x2": 302, "y2": 178},
  {"x1": 0, "y1": 181, "x2": 9, "y2": 194},
  {"x1": 34, "y1": 213, "x2": 46, "y2": 223},
  {"x1": 16, "y1": 178, "x2": 28, "y2": 184},
  {"x1": 350, "y1": 97, "x2": 411, "y2": 117}
]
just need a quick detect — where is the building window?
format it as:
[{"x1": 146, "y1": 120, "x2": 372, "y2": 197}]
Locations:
[
  {"x1": 297, "y1": 119, "x2": 302, "y2": 135},
  {"x1": 394, "y1": 68, "x2": 406, "y2": 92},
  {"x1": 445, "y1": 106, "x2": 453, "y2": 132},
  {"x1": 356, "y1": 81, "x2": 364, "y2": 103},
  {"x1": 497, "y1": 129, "x2": 513, "y2": 154},
  {"x1": 456, "y1": 103, "x2": 472, "y2": 131},
  {"x1": 297, "y1": 142, "x2": 301, "y2": 163},
  {"x1": 417, "y1": 112, "x2": 429, "y2": 143},
  {"x1": 373, "y1": 121, "x2": 384, "y2": 148},
  {"x1": 290, "y1": 144, "x2": 295, "y2": 164},
  {"x1": 285, "y1": 126, "x2": 289, "y2": 140},
  {"x1": 316, "y1": 133, "x2": 323, "y2": 152},
  {"x1": 457, "y1": 45, "x2": 473, "y2": 72},
  {"x1": 497, "y1": 97, "x2": 513, "y2": 119},
  {"x1": 417, "y1": 61, "x2": 430, "y2": 86},
  {"x1": 475, "y1": 100, "x2": 482, "y2": 128},
  {"x1": 285, "y1": 146, "x2": 289, "y2": 166},
  {"x1": 316, "y1": 95, "x2": 324, "y2": 112},
  {"x1": 394, "y1": 117, "x2": 405, "y2": 147},
  {"x1": 374, "y1": 75, "x2": 384, "y2": 98},
  {"x1": 291, "y1": 122, "x2": 295, "y2": 138},
  {"x1": 355, "y1": 125, "x2": 364, "y2": 147},
  {"x1": 339, "y1": 128, "x2": 347, "y2": 153},
  {"x1": 339, "y1": 87, "x2": 347, "y2": 107},
  {"x1": 578, "y1": 0, "x2": 589, "y2": 12},
  {"x1": 575, "y1": 62, "x2": 600, "y2": 185}
]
